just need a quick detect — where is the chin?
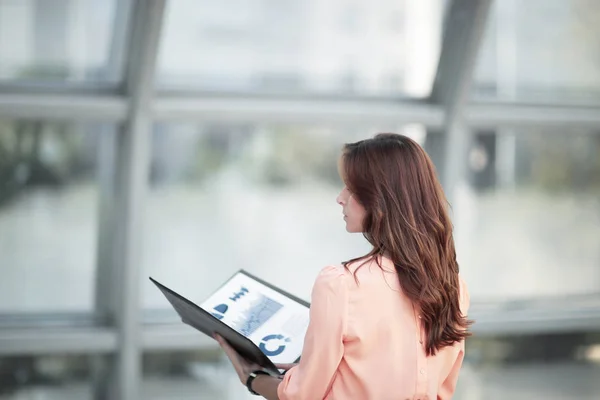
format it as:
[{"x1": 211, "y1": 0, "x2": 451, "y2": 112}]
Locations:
[{"x1": 345, "y1": 224, "x2": 361, "y2": 233}]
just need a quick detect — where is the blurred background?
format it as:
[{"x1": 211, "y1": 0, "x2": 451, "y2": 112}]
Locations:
[{"x1": 0, "y1": 0, "x2": 599, "y2": 399}]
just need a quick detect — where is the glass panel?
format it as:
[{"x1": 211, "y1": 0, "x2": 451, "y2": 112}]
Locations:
[
  {"x1": 455, "y1": 127, "x2": 600, "y2": 301},
  {"x1": 473, "y1": 0, "x2": 600, "y2": 104},
  {"x1": 0, "y1": 120, "x2": 109, "y2": 314},
  {"x1": 142, "y1": 124, "x2": 425, "y2": 311},
  {"x1": 156, "y1": 0, "x2": 444, "y2": 97},
  {"x1": 141, "y1": 350, "x2": 245, "y2": 399},
  {"x1": 0, "y1": 0, "x2": 125, "y2": 85},
  {"x1": 454, "y1": 334, "x2": 600, "y2": 400},
  {"x1": 0, "y1": 354, "x2": 98, "y2": 400}
]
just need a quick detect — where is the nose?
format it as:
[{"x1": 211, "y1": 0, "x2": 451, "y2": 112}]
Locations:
[{"x1": 336, "y1": 192, "x2": 344, "y2": 205}]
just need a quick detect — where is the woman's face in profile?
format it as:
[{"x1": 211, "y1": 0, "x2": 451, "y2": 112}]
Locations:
[
  {"x1": 336, "y1": 186, "x2": 366, "y2": 233},
  {"x1": 336, "y1": 156, "x2": 366, "y2": 233}
]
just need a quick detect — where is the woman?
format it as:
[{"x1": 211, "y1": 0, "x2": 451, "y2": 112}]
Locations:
[{"x1": 216, "y1": 133, "x2": 472, "y2": 399}]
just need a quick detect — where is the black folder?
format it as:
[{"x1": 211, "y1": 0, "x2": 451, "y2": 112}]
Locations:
[{"x1": 149, "y1": 270, "x2": 309, "y2": 376}]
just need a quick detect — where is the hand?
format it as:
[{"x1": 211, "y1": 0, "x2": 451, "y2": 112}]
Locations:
[
  {"x1": 274, "y1": 363, "x2": 298, "y2": 371},
  {"x1": 214, "y1": 334, "x2": 263, "y2": 385}
]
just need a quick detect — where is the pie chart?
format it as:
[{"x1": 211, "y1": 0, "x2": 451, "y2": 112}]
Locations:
[{"x1": 259, "y1": 334, "x2": 290, "y2": 357}]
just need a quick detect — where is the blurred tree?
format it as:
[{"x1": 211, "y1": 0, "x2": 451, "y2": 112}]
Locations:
[
  {"x1": 0, "y1": 120, "x2": 84, "y2": 208},
  {"x1": 191, "y1": 125, "x2": 247, "y2": 182},
  {"x1": 252, "y1": 127, "x2": 341, "y2": 187},
  {"x1": 525, "y1": 130, "x2": 600, "y2": 193},
  {"x1": 16, "y1": 65, "x2": 69, "y2": 81}
]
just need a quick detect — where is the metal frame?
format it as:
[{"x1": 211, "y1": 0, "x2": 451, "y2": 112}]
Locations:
[
  {"x1": 467, "y1": 101, "x2": 600, "y2": 129},
  {"x1": 104, "y1": 1, "x2": 166, "y2": 399},
  {"x1": 0, "y1": 94, "x2": 127, "y2": 121},
  {"x1": 2, "y1": 94, "x2": 600, "y2": 129},
  {"x1": 429, "y1": 0, "x2": 492, "y2": 200},
  {"x1": 153, "y1": 96, "x2": 445, "y2": 127},
  {"x1": 0, "y1": 327, "x2": 116, "y2": 356},
  {"x1": 470, "y1": 295, "x2": 600, "y2": 335}
]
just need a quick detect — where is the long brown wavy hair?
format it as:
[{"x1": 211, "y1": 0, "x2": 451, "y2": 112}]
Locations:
[{"x1": 340, "y1": 133, "x2": 472, "y2": 356}]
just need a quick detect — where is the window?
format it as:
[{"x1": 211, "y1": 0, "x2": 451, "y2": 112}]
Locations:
[
  {"x1": 0, "y1": 119, "x2": 112, "y2": 314},
  {"x1": 473, "y1": 0, "x2": 600, "y2": 104},
  {"x1": 0, "y1": 0, "x2": 127, "y2": 86},
  {"x1": 456, "y1": 127, "x2": 600, "y2": 300},
  {"x1": 156, "y1": 0, "x2": 443, "y2": 97}
]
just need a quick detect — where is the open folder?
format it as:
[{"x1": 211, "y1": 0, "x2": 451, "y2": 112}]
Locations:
[{"x1": 150, "y1": 270, "x2": 310, "y2": 376}]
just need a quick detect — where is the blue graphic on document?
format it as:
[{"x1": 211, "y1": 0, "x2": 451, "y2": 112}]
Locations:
[
  {"x1": 210, "y1": 287, "x2": 248, "y2": 320},
  {"x1": 259, "y1": 334, "x2": 291, "y2": 357},
  {"x1": 210, "y1": 303, "x2": 228, "y2": 320},
  {"x1": 229, "y1": 287, "x2": 249, "y2": 302},
  {"x1": 230, "y1": 293, "x2": 284, "y2": 336}
]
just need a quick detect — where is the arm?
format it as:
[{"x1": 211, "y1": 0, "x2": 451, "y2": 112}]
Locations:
[
  {"x1": 438, "y1": 277, "x2": 471, "y2": 400},
  {"x1": 214, "y1": 335, "x2": 281, "y2": 399},
  {"x1": 277, "y1": 265, "x2": 349, "y2": 400},
  {"x1": 252, "y1": 375, "x2": 283, "y2": 400},
  {"x1": 437, "y1": 346, "x2": 465, "y2": 400}
]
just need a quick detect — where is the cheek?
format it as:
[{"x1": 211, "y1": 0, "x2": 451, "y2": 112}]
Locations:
[
  {"x1": 348, "y1": 198, "x2": 366, "y2": 219},
  {"x1": 346, "y1": 198, "x2": 366, "y2": 232}
]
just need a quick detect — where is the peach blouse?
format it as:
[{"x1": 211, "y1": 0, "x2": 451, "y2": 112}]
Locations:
[{"x1": 277, "y1": 257, "x2": 470, "y2": 400}]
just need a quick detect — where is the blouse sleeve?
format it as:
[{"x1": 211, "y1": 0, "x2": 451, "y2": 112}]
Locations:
[
  {"x1": 438, "y1": 277, "x2": 471, "y2": 400},
  {"x1": 277, "y1": 265, "x2": 349, "y2": 400}
]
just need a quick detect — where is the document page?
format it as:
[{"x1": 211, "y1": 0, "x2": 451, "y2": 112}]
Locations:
[{"x1": 200, "y1": 272, "x2": 310, "y2": 364}]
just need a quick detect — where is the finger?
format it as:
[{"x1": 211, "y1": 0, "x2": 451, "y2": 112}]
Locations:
[
  {"x1": 214, "y1": 335, "x2": 237, "y2": 356},
  {"x1": 215, "y1": 336, "x2": 255, "y2": 368},
  {"x1": 214, "y1": 334, "x2": 257, "y2": 366},
  {"x1": 213, "y1": 333, "x2": 225, "y2": 345},
  {"x1": 217, "y1": 338, "x2": 238, "y2": 361},
  {"x1": 213, "y1": 335, "x2": 237, "y2": 360}
]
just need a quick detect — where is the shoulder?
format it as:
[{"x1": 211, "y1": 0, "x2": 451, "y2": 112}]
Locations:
[
  {"x1": 311, "y1": 265, "x2": 349, "y2": 295},
  {"x1": 314, "y1": 264, "x2": 348, "y2": 284}
]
